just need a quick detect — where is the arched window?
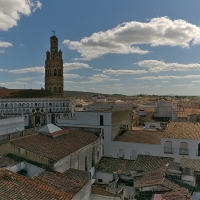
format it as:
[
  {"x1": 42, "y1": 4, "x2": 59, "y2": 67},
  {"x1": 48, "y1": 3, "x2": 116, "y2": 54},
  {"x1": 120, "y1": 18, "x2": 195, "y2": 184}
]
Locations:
[
  {"x1": 58, "y1": 69, "x2": 61, "y2": 76},
  {"x1": 180, "y1": 142, "x2": 189, "y2": 155},
  {"x1": 198, "y1": 143, "x2": 200, "y2": 156},
  {"x1": 59, "y1": 87, "x2": 61, "y2": 93},
  {"x1": 164, "y1": 141, "x2": 173, "y2": 154},
  {"x1": 54, "y1": 69, "x2": 57, "y2": 76},
  {"x1": 180, "y1": 142, "x2": 188, "y2": 149},
  {"x1": 54, "y1": 87, "x2": 57, "y2": 93}
]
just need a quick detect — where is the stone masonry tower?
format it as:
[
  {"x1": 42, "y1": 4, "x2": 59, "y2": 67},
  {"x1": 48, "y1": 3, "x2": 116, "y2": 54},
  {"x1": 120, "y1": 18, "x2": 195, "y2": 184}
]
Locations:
[{"x1": 45, "y1": 33, "x2": 64, "y2": 94}]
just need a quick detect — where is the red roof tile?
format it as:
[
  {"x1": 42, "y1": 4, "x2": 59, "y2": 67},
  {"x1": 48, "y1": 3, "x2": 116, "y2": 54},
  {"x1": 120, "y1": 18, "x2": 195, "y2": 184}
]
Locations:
[
  {"x1": 0, "y1": 169, "x2": 85, "y2": 199},
  {"x1": 10, "y1": 130, "x2": 99, "y2": 161}
]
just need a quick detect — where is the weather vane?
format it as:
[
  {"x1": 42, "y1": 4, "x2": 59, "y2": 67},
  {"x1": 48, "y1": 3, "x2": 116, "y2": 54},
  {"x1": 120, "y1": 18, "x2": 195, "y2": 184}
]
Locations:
[{"x1": 52, "y1": 30, "x2": 55, "y2": 35}]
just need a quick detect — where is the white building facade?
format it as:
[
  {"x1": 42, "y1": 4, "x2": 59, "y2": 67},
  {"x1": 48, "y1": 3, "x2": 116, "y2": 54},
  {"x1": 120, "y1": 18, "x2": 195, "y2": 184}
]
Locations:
[
  {"x1": 0, "y1": 98, "x2": 72, "y2": 127},
  {"x1": 56, "y1": 108, "x2": 132, "y2": 157}
]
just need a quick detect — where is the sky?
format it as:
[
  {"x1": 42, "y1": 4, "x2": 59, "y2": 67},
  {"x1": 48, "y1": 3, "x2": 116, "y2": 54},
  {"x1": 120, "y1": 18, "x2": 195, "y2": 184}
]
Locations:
[{"x1": 1, "y1": 1, "x2": 200, "y2": 95}]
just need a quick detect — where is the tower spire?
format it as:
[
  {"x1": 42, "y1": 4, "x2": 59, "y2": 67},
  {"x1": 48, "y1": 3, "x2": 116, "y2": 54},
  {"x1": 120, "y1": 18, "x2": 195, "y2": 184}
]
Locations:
[{"x1": 52, "y1": 30, "x2": 55, "y2": 35}]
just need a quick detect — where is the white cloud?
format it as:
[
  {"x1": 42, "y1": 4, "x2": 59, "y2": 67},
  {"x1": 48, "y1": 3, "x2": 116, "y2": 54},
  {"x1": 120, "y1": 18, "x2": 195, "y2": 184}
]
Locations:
[
  {"x1": 103, "y1": 69, "x2": 147, "y2": 75},
  {"x1": 16, "y1": 77, "x2": 36, "y2": 81},
  {"x1": 135, "y1": 85, "x2": 149, "y2": 89},
  {"x1": 172, "y1": 84, "x2": 195, "y2": 87},
  {"x1": 0, "y1": 41, "x2": 13, "y2": 48},
  {"x1": 114, "y1": 84, "x2": 123, "y2": 86},
  {"x1": 63, "y1": 62, "x2": 91, "y2": 71},
  {"x1": 80, "y1": 74, "x2": 120, "y2": 83},
  {"x1": 93, "y1": 69, "x2": 102, "y2": 71},
  {"x1": 0, "y1": 0, "x2": 42, "y2": 31},
  {"x1": 32, "y1": 81, "x2": 43, "y2": 85},
  {"x1": 64, "y1": 80, "x2": 76, "y2": 84},
  {"x1": 63, "y1": 16, "x2": 200, "y2": 60},
  {"x1": 9, "y1": 66, "x2": 44, "y2": 74},
  {"x1": 0, "y1": 69, "x2": 7, "y2": 72},
  {"x1": 64, "y1": 74, "x2": 83, "y2": 78},
  {"x1": 137, "y1": 60, "x2": 200, "y2": 72},
  {"x1": 135, "y1": 75, "x2": 200, "y2": 80},
  {"x1": 105, "y1": 86, "x2": 124, "y2": 90},
  {"x1": 0, "y1": 50, "x2": 5, "y2": 53},
  {"x1": 192, "y1": 80, "x2": 200, "y2": 83},
  {"x1": 20, "y1": 44, "x2": 25, "y2": 46},
  {"x1": 0, "y1": 81, "x2": 26, "y2": 88},
  {"x1": 162, "y1": 81, "x2": 169, "y2": 83},
  {"x1": 154, "y1": 85, "x2": 161, "y2": 87}
]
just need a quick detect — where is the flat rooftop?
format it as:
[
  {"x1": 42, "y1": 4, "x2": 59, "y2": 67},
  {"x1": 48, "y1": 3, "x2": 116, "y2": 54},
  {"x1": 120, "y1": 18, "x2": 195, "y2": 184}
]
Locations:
[{"x1": 114, "y1": 130, "x2": 163, "y2": 144}]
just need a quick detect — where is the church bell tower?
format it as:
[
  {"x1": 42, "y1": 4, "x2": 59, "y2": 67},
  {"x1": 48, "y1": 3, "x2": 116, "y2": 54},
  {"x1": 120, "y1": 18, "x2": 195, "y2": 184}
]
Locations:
[{"x1": 45, "y1": 32, "x2": 64, "y2": 94}]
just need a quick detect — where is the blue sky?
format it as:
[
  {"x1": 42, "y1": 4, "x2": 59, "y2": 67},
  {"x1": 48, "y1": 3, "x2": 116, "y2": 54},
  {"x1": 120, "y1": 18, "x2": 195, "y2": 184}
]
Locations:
[{"x1": 1, "y1": 0, "x2": 200, "y2": 95}]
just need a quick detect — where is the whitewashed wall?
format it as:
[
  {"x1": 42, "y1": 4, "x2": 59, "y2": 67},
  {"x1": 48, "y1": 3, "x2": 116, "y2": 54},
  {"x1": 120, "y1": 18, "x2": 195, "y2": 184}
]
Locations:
[
  {"x1": 110, "y1": 141, "x2": 161, "y2": 159},
  {"x1": 95, "y1": 172, "x2": 113, "y2": 183},
  {"x1": 161, "y1": 138, "x2": 200, "y2": 162}
]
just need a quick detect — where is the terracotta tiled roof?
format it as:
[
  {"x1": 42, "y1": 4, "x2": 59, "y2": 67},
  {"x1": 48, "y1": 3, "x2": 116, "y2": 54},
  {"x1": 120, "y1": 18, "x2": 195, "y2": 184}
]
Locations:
[
  {"x1": 180, "y1": 158, "x2": 200, "y2": 171},
  {"x1": 0, "y1": 169, "x2": 85, "y2": 200},
  {"x1": 132, "y1": 155, "x2": 173, "y2": 172},
  {"x1": 177, "y1": 112, "x2": 188, "y2": 118},
  {"x1": 114, "y1": 130, "x2": 163, "y2": 144},
  {"x1": 64, "y1": 168, "x2": 91, "y2": 182},
  {"x1": 0, "y1": 156, "x2": 19, "y2": 168},
  {"x1": 92, "y1": 185, "x2": 120, "y2": 197},
  {"x1": 132, "y1": 113, "x2": 140, "y2": 120},
  {"x1": 135, "y1": 170, "x2": 182, "y2": 190},
  {"x1": 162, "y1": 122, "x2": 200, "y2": 140},
  {"x1": 96, "y1": 157, "x2": 135, "y2": 175},
  {"x1": 135, "y1": 168, "x2": 165, "y2": 188},
  {"x1": 161, "y1": 189, "x2": 192, "y2": 200},
  {"x1": 10, "y1": 130, "x2": 99, "y2": 161},
  {"x1": 0, "y1": 88, "x2": 54, "y2": 98}
]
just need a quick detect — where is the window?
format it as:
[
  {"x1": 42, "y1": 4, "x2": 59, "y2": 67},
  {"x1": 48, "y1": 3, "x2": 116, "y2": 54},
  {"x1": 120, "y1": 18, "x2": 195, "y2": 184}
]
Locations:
[
  {"x1": 198, "y1": 143, "x2": 200, "y2": 156},
  {"x1": 100, "y1": 115, "x2": 103, "y2": 126},
  {"x1": 54, "y1": 69, "x2": 57, "y2": 76},
  {"x1": 98, "y1": 179, "x2": 103, "y2": 182},
  {"x1": 92, "y1": 149, "x2": 95, "y2": 167},
  {"x1": 180, "y1": 142, "x2": 189, "y2": 155},
  {"x1": 58, "y1": 69, "x2": 61, "y2": 76},
  {"x1": 54, "y1": 87, "x2": 57, "y2": 93},
  {"x1": 97, "y1": 151, "x2": 99, "y2": 159},
  {"x1": 85, "y1": 156, "x2": 88, "y2": 171},
  {"x1": 164, "y1": 141, "x2": 173, "y2": 154}
]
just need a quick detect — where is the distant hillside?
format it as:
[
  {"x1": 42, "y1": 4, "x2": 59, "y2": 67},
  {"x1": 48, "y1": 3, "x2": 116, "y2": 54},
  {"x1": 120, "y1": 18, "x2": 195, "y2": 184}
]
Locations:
[
  {"x1": 64, "y1": 90, "x2": 125, "y2": 97},
  {"x1": 0, "y1": 88, "x2": 125, "y2": 98},
  {"x1": 0, "y1": 88, "x2": 60, "y2": 98}
]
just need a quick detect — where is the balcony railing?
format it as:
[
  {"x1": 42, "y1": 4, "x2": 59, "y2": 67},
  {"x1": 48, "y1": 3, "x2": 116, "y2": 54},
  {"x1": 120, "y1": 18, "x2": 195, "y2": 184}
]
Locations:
[
  {"x1": 179, "y1": 148, "x2": 189, "y2": 155},
  {"x1": 164, "y1": 147, "x2": 174, "y2": 154}
]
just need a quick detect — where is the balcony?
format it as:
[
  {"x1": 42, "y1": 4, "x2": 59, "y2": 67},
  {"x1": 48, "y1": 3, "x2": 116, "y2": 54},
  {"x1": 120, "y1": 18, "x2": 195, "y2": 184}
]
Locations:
[
  {"x1": 164, "y1": 147, "x2": 174, "y2": 154},
  {"x1": 179, "y1": 148, "x2": 189, "y2": 155}
]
